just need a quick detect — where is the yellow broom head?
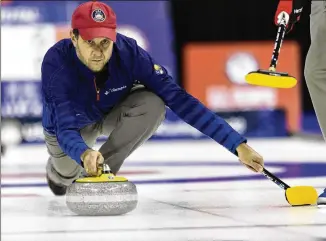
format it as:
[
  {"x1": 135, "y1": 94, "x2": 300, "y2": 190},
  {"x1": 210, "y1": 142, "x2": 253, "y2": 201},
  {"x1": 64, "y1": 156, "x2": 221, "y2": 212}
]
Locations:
[
  {"x1": 285, "y1": 186, "x2": 318, "y2": 206},
  {"x1": 245, "y1": 69, "x2": 297, "y2": 88}
]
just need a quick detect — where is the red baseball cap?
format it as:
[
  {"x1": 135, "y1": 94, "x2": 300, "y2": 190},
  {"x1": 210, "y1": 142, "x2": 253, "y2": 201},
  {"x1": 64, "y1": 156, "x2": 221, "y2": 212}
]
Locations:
[{"x1": 71, "y1": 1, "x2": 117, "y2": 42}]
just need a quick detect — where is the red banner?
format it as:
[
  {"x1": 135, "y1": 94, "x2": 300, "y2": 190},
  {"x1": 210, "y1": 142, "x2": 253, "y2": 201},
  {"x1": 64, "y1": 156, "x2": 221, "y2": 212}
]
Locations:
[{"x1": 183, "y1": 41, "x2": 301, "y2": 132}]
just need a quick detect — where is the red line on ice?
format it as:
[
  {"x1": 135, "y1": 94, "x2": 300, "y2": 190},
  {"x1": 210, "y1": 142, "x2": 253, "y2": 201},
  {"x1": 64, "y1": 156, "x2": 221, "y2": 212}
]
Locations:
[
  {"x1": 1, "y1": 170, "x2": 158, "y2": 178},
  {"x1": 1, "y1": 194, "x2": 40, "y2": 198}
]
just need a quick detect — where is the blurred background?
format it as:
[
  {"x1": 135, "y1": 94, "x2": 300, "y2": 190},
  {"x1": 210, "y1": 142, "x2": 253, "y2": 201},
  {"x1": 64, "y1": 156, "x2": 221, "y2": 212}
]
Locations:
[
  {"x1": 2, "y1": 2, "x2": 326, "y2": 239},
  {"x1": 0, "y1": 0, "x2": 321, "y2": 149}
]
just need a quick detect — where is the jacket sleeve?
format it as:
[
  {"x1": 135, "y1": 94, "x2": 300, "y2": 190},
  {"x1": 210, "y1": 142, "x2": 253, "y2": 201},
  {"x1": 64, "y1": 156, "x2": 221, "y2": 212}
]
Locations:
[
  {"x1": 292, "y1": 0, "x2": 308, "y2": 11},
  {"x1": 130, "y1": 42, "x2": 247, "y2": 155},
  {"x1": 41, "y1": 50, "x2": 89, "y2": 165},
  {"x1": 275, "y1": 0, "x2": 307, "y2": 18}
]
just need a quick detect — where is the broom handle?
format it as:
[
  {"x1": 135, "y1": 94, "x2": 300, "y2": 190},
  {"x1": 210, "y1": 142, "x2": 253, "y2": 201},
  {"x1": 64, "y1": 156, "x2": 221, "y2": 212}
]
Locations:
[
  {"x1": 262, "y1": 168, "x2": 290, "y2": 190},
  {"x1": 269, "y1": 13, "x2": 288, "y2": 71}
]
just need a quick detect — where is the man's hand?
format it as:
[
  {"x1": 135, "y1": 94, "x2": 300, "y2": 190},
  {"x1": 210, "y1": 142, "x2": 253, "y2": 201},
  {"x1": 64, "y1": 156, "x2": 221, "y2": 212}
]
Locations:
[
  {"x1": 236, "y1": 143, "x2": 264, "y2": 173},
  {"x1": 81, "y1": 149, "x2": 104, "y2": 176},
  {"x1": 274, "y1": 0, "x2": 305, "y2": 34}
]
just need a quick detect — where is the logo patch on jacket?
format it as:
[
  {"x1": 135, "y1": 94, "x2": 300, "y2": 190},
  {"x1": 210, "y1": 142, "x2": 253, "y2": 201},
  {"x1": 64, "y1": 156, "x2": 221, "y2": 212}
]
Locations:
[
  {"x1": 154, "y1": 64, "x2": 164, "y2": 75},
  {"x1": 105, "y1": 86, "x2": 127, "y2": 95},
  {"x1": 92, "y1": 9, "x2": 106, "y2": 22}
]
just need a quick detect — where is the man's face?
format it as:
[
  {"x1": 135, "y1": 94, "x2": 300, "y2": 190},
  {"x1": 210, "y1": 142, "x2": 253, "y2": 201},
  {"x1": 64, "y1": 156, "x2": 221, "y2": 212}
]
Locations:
[{"x1": 71, "y1": 31, "x2": 114, "y2": 72}]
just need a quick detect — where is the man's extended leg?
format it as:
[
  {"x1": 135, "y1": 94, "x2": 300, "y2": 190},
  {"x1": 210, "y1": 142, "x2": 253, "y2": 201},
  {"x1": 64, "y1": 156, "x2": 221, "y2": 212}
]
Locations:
[
  {"x1": 304, "y1": 1, "x2": 326, "y2": 205},
  {"x1": 44, "y1": 123, "x2": 101, "y2": 195},
  {"x1": 304, "y1": 1, "x2": 326, "y2": 137},
  {"x1": 99, "y1": 88, "x2": 166, "y2": 174}
]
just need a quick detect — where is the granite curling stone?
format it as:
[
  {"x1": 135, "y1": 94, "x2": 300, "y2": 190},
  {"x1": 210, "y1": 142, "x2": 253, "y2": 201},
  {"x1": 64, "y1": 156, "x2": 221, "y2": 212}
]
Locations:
[{"x1": 65, "y1": 164, "x2": 138, "y2": 216}]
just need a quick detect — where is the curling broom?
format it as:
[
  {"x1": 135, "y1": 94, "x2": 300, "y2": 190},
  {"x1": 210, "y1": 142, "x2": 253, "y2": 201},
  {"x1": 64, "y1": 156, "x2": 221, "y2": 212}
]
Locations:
[
  {"x1": 245, "y1": 13, "x2": 297, "y2": 88},
  {"x1": 262, "y1": 168, "x2": 318, "y2": 206}
]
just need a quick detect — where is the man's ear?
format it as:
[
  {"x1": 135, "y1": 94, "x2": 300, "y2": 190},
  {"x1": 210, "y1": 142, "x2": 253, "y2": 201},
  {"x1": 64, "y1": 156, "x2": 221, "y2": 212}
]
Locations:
[{"x1": 70, "y1": 29, "x2": 77, "y2": 47}]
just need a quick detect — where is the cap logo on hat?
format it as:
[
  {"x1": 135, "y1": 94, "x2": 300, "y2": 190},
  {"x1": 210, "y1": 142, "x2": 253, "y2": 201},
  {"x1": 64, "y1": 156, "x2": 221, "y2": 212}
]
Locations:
[{"x1": 92, "y1": 9, "x2": 106, "y2": 22}]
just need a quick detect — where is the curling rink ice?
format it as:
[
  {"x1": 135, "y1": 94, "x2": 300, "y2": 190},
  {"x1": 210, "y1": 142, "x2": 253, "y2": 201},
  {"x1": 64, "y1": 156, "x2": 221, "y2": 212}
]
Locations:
[{"x1": 1, "y1": 137, "x2": 326, "y2": 241}]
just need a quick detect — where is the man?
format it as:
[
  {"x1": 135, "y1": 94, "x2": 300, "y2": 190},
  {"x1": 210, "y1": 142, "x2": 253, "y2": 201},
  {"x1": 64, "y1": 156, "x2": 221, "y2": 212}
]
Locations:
[
  {"x1": 42, "y1": 1, "x2": 264, "y2": 196},
  {"x1": 275, "y1": 0, "x2": 326, "y2": 205}
]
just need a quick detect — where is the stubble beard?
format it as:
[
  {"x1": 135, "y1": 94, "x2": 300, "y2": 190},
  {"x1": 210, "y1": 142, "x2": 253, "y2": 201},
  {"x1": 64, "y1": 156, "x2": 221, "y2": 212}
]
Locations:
[{"x1": 75, "y1": 44, "x2": 105, "y2": 72}]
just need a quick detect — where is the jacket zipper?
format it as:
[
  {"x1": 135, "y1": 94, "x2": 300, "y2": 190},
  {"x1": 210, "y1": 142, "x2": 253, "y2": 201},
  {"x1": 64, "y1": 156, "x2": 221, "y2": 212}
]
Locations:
[{"x1": 93, "y1": 77, "x2": 100, "y2": 101}]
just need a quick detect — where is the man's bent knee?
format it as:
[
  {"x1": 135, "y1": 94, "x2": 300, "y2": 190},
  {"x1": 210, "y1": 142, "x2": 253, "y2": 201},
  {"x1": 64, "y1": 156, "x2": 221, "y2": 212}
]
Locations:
[
  {"x1": 47, "y1": 157, "x2": 83, "y2": 186},
  {"x1": 141, "y1": 92, "x2": 166, "y2": 125},
  {"x1": 52, "y1": 156, "x2": 81, "y2": 177}
]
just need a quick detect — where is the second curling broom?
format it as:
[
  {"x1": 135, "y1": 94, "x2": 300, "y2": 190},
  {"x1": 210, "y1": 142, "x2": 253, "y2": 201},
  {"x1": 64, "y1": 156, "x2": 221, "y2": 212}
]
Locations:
[{"x1": 245, "y1": 13, "x2": 297, "y2": 88}]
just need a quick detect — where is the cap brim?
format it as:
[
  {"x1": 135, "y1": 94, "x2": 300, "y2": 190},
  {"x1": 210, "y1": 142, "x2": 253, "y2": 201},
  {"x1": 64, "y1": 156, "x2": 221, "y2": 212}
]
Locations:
[{"x1": 79, "y1": 27, "x2": 116, "y2": 42}]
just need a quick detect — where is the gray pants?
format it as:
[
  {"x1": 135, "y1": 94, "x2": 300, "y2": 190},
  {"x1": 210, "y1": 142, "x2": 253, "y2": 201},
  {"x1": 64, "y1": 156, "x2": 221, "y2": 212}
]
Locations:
[
  {"x1": 45, "y1": 89, "x2": 166, "y2": 186},
  {"x1": 304, "y1": 1, "x2": 326, "y2": 139}
]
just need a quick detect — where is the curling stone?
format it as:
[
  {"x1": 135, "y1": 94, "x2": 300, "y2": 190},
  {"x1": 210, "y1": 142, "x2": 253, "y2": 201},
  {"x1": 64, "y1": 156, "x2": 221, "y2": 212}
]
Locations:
[{"x1": 65, "y1": 164, "x2": 138, "y2": 216}]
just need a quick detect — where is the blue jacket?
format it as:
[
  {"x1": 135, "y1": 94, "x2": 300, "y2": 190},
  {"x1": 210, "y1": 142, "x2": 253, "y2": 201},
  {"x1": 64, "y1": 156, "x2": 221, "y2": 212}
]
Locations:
[{"x1": 41, "y1": 33, "x2": 246, "y2": 164}]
